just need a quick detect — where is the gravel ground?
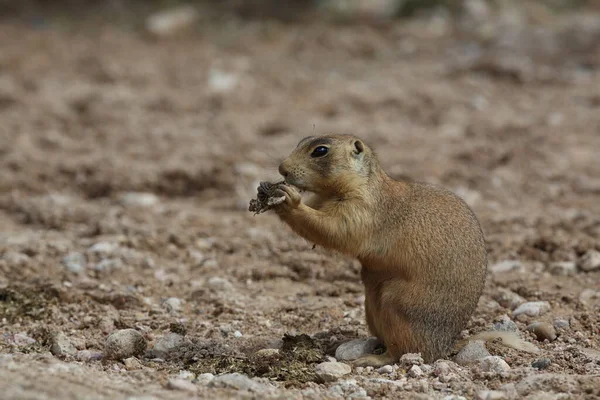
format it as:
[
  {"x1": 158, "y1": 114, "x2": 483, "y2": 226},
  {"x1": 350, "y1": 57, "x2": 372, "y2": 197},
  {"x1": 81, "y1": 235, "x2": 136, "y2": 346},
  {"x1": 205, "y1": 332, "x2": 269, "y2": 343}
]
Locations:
[{"x1": 1, "y1": 2, "x2": 600, "y2": 399}]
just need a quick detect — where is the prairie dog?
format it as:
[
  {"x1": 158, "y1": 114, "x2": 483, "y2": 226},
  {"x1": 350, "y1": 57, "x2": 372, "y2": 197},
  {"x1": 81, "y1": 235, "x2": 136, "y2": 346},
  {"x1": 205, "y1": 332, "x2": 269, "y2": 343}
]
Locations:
[{"x1": 270, "y1": 134, "x2": 537, "y2": 366}]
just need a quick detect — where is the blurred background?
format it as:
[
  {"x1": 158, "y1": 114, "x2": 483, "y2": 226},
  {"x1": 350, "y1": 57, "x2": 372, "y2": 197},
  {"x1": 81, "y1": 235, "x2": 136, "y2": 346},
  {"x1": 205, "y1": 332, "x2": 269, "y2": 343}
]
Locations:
[{"x1": 1, "y1": 1, "x2": 600, "y2": 399}]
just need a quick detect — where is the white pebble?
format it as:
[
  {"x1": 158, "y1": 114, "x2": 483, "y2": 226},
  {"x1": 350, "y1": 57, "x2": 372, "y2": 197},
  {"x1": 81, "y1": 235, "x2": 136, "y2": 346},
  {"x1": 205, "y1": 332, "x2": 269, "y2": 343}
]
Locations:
[
  {"x1": 177, "y1": 370, "x2": 195, "y2": 380},
  {"x1": 476, "y1": 390, "x2": 507, "y2": 400},
  {"x1": 88, "y1": 242, "x2": 116, "y2": 255},
  {"x1": 210, "y1": 373, "x2": 269, "y2": 392},
  {"x1": 145, "y1": 5, "x2": 199, "y2": 38},
  {"x1": 119, "y1": 192, "x2": 159, "y2": 207},
  {"x1": 315, "y1": 361, "x2": 352, "y2": 382},
  {"x1": 206, "y1": 276, "x2": 233, "y2": 291},
  {"x1": 579, "y1": 289, "x2": 600, "y2": 306},
  {"x1": 408, "y1": 365, "x2": 423, "y2": 378},
  {"x1": 493, "y1": 288, "x2": 525, "y2": 310},
  {"x1": 208, "y1": 69, "x2": 239, "y2": 93},
  {"x1": 493, "y1": 315, "x2": 518, "y2": 332},
  {"x1": 151, "y1": 333, "x2": 186, "y2": 358},
  {"x1": 553, "y1": 318, "x2": 570, "y2": 329},
  {"x1": 123, "y1": 357, "x2": 142, "y2": 370},
  {"x1": 480, "y1": 356, "x2": 510, "y2": 374},
  {"x1": 580, "y1": 250, "x2": 600, "y2": 271},
  {"x1": 162, "y1": 297, "x2": 183, "y2": 313},
  {"x1": 167, "y1": 378, "x2": 198, "y2": 393},
  {"x1": 196, "y1": 372, "x2": 215, "y2": 385},
  {"x1": 513, "y1": 301, "x2": 551, "y2": 318},
  {"x1": 335, "y1": 337, "x2": 381, "y2": 361},
  {"x1": 62, "y1": 252, "x2": 86, "y2": 274},
  {"x1": 548, "y1": 261, "x2": 577, "y2": 276},
  {"x1": 50, "y1": 332, "x2": 77, "y2": 357},
  {"x1": 377, "y1": 365, "x2": 394, "y2": 374},
  {"x1": 490, "y1": 260, "x2": 523, "y2": 274},
  {"x1": 454, "y1": 341, "x2": 491, "y2": 366},
  {"x1": 10, "y1": 332, "x2": 36, "y2": 347}
]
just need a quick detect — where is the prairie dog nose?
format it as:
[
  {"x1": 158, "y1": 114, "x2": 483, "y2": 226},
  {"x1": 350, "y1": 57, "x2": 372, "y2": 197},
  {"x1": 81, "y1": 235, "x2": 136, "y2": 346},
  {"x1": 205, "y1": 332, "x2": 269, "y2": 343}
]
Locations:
[{"x1": 278, "y1": 162, "x2": 289, "y2": 177}]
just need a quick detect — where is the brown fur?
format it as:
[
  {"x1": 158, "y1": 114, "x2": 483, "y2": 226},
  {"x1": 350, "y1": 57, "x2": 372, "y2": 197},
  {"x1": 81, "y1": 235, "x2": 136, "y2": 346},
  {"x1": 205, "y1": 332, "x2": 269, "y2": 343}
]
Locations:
[{"x1": 271, "y1": 135, "x2": 526, "y2": 365}]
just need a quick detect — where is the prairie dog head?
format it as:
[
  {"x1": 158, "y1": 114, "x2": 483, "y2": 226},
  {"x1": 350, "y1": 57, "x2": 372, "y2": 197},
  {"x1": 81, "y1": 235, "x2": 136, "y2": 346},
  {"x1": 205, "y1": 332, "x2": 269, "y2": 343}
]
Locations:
[{"x1": 278, "y1": 134, "x2": 377, "y2": 195}]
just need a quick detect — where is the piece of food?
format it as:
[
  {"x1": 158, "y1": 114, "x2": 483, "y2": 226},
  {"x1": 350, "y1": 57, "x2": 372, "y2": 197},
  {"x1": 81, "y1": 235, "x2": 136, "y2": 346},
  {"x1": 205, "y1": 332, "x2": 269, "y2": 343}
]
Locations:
[{"x1": 248, "y1": 181, "x2": 286, "y2": 214}]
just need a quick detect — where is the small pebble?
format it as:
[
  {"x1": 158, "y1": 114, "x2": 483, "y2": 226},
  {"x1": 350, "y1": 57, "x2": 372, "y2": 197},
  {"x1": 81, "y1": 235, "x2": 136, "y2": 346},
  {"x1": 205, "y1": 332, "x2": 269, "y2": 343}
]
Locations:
[
  {"x1": 95, "y1": 258, "x2": 122, "y2": 272},
  {"x1": 480, "y1": 356, "x2": 510, "y2": 374},
  {"x1": 150, "y1": 333, "x2": 185, "y2": 358},
  {"x1": 219, "y1": 324, "x2": 231, "y2": 335},
  {"x1": 254, "y1": 348, "x2": 280, "y2": 359},
  {"x1": 548, "y1": 261, "x2": 577, "y2": 276},
  {"x1": 177, "y1": 370, "x2": 195, "y2": 381},
  {"x1": 119, "y1": 192, "x2": 159, "y2": 207},
  {"x1": 206, "y1": 276, "x2": 233, "y2": 291},
  {"x1": 432, "y1": 381, "x2": 445, "y2": 390},
  {"x1": 493, "y1": 316, "x2": 518, "y2": 333},
  {"x1": 88, "y1": 242, "x2": 116, "y2": 255},
  {"x1": 443, "y1": 395, "x2": 467, "y2": 400},
  {"x1": 476, "y1": 390, "x2": 507, "y2": 400},
  {"x1": 400, "y1": 353, "x2": 424, "y2": 366},
  {"x1": 513, "y1": 301, "x2": 551, "y2": 318},
  {"x1": 315, "y1": 361, "x2": 352, "y2": 382},
  {"x1": 233, "y1": 330, "x2": 243, "y2": 338},
  {"x1": 499, "y1": 383, "x2": 518, "y2": 398},
  {"x1": 325, "y1": 356, "x2": 337, "y2": 363},
  {"x1": 490, "y1": 260, "x2": 523, "y2": 274},
  {"x1": 10, "y1": 332, "x2": 36, "y2": 347},
  {"x1": 454, "y1": 341, "x2": 491, "y2": 366},
  {"x1": 99, "y1": 316, "x2": 117, "y2": 334},
  {"x1": 210, "y1": 373, "x2": 268, "y2": 392},
  {"x1": 2, "y1": 251, "x2": 30, "y2": 266},
  {"x1": 50, "y1": 332, "x2": 77, "y2": 357},
  {"x1": 527, "y1": 322, "x2": 557, "y2": 342},
  {"x1": 197, "y1": 372, "x2": 215, "y2": 385},
  {"x1": 580, "y1": 250, "x2": 600, "y2": 271},
  {"x1": 62, "y1": 252, "x2": 86, "y2": 274},
  {"x1": 553, "y1": 319, "x2": 570, "y2": 329},
  {"x1": 420, "y1": 364, "x2": 433, "y2": 375},
  {"x1": 377, "y1": 365, "x2": 394, "y2": 374},
  {"x1": 531, "y1": 358, "x2": 552, "y2": 370},
  {"x1": 439, "y1": 373, "x2": 458, "y2": 383},
  {"x1": 328, "y1": 380, "x2": 368, "y2": 398},
  {"x1": 515, "y1": 373, "x2": 578, "y2": 396},
  {"x1": 493, "y1": 289, "x2": 525, "y2": 310},
  {"x1": 123, "y1": 357, "x2": 142, "y2": 370},
  {"x1": 146, "y1": 5, "x2": 199, "y2": 38},
  {"x1": 207, "y1": 69, "x2": 239, "y2": 93},
  {"x1": 433, "y1": 361, "x2": 452, "y2": 377},
  {"x1": 162, "y1": 297, "x2": 182, "y2": 313},
  {"x1": 104, "y1": 329, "x2": 147, "y2": 360},
  {"x1": 579, "y1": 347, "x2": 600, "y2": 362},
  {"x1": 167, "y1": 378, "x2": 198, "y2": 393},
  {"x1": 76, "y1": 350, "x2": 102, "y2": 362},
  {"x1": 579, "y1": 289, "x2": 600, "y2": 306},
  {"x1": 335, "y1": 337, "x2": 380, "y2": 361},
  {"x1": 408, "y1": 365, "x2": 423, "y2": 378}
]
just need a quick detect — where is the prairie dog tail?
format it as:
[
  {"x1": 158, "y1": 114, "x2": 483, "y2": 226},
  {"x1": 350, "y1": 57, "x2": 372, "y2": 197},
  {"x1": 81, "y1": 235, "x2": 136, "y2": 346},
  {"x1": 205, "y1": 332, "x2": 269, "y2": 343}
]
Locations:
[{"x1": 456, "y1": 331, "x2": 540, "y2": 354}]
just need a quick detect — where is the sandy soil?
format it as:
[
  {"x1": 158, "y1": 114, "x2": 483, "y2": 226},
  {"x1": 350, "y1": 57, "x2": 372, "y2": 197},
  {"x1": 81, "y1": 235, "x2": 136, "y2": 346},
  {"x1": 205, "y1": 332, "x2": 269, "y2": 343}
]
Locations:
[{"x1": 1, "y1": 3, "x2": 600, "y2": 399}]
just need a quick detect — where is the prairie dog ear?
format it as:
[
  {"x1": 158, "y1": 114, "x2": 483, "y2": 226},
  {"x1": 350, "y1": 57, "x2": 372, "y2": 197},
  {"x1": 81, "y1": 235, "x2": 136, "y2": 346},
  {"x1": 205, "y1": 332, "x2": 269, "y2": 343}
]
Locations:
[{"x1": 353, "y1": 140, "x2": 365, "y2": 156}]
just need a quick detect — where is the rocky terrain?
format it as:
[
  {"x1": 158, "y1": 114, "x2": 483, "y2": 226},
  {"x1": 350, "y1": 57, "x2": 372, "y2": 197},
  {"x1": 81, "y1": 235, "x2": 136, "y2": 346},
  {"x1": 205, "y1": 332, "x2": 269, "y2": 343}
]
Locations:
[{"x1": 1, "y1": 1, "x2": 599, "y2": 399}]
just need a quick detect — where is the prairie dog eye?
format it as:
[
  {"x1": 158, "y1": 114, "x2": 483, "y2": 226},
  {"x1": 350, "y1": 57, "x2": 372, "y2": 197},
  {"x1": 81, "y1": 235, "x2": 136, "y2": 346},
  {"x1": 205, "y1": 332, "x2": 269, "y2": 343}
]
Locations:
[{"x1": 310, "y1": 146, "x2": 329, "y2": 158}]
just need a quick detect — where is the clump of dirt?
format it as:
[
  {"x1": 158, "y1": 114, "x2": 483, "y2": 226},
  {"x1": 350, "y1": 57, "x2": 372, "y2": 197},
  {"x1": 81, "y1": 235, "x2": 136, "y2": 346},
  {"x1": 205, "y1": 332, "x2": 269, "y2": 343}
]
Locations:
[
  {"x1": 0, "y1": 284, "x2": 63, "y2": 323},
  {"x1": 174, "y1": 334, "x2": 326, "y2": 386},
  {"x1": 248, "y1": 181, "x2": 286, "y2": 214}
]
